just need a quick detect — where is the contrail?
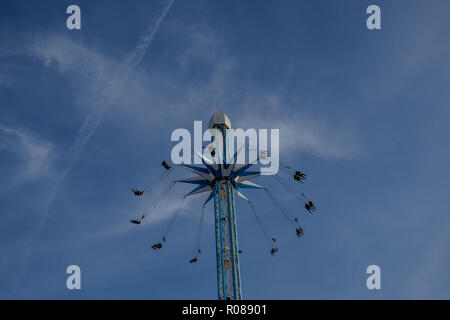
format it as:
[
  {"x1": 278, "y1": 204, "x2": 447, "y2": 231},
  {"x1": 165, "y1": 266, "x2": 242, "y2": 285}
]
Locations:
[
  {"x1": 62, "y1": 0, "x2": 175, "y2": 183},
  {"x1": 14, "y1": 0, "x2": 175, "y2": 294},
  {"x1": 51, "y1": 0, "x2": 175, "y2": 227}
]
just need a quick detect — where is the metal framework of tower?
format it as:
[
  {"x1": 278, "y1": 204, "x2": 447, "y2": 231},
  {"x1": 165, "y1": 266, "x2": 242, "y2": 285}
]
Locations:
[
  {"x1": 177, "y1": 111, "x2": 265, "y2": 300},
  {"x1": 212, "y1": 125, "x2": 241, "y2": 300}
]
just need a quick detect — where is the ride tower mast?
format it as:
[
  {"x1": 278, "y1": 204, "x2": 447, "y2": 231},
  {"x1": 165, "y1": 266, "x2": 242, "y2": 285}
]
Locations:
[
  {"x1": 178, "y1": 111, "x2": 265, "y2": 300},
  {"x1": 210, "y1": 112, "x2": 242, "y2": 300}
]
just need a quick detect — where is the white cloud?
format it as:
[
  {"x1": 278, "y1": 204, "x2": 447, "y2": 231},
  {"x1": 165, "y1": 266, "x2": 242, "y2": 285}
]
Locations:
[
  {"x1": 0, "y1": 124, "x2": 55, "y2": 183},
  {"x1": 235, "y1": 93, "x2": 360, "y2": 160},
  {"x1": 27, "y1": 0, "x2": 176, "y2": 210}
]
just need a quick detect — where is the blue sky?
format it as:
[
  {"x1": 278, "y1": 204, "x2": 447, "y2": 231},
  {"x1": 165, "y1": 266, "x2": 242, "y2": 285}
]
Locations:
[{"x1": 1, "y1": 0, "x2": 449, "y2": 299}]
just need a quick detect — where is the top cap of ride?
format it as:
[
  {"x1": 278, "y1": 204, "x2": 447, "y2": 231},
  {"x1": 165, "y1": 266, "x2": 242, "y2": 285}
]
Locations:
[{"x1": 208, "y1": 110, "x2": 231, "y2": 129}]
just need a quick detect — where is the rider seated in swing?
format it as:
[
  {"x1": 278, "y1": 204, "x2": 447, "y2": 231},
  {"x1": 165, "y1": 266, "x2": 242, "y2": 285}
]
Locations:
[
  {"x1": 296, "y1": 226, "x2": 304, "y2": 238},
  {"x1": 189, "y1": 257, "x2": 198, "y2": 264},
  {"x1": 151, "y1": 242, "x2": 163, "y2": 250},
  {"x1": 131, "y1": 188, "x2": 144, "y2": 196},
  {"x1": 161, "y1": 160, "x2": 171, "y2": 170},
  {"x1": 270, "y1": 248, "x2": 279, "y2": 256},
  {"x1": 293, "y1": 171, "x2": 307, "y2": 183},
  {"x1": 130, "y1": 214, "x2": 145, "y2": 224}
]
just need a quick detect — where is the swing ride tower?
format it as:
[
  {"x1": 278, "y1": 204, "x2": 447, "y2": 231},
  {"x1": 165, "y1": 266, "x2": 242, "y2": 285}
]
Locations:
[
  {"x1": 133, "y1": 110, "x2": 315, "y2": 299},
  {"x1": 210, "y1": 114, "x2": 241, "y2": 300},
  {"x1": 178, "y1": 111, "x2": 265, "y2": 300}
]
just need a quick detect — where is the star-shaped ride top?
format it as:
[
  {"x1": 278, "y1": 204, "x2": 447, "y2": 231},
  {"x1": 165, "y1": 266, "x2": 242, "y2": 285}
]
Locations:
[{"x1": 177, "y1": 111, "x2": 264, "y2": 206}]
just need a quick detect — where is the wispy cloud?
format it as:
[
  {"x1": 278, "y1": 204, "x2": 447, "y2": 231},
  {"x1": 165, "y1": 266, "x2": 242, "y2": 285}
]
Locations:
[
  {"x1": 13, "y1": 0, "x2": 176, "y2": 289},
  {"x1": 0, "y1": 123, "x2": 55, "y2": 183},
  {"x1": 110, "y1": 23, "x2": 360, "y2": 162},
  {"x1": 33, "y1": 0, "x2": 176, "y2": 189},
  {"x1": 65, "y1": 0, "x2": 175, "y2": 183},
  {"x1": 235, "y1": 93, "x2": 360, "y2": 160}
]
